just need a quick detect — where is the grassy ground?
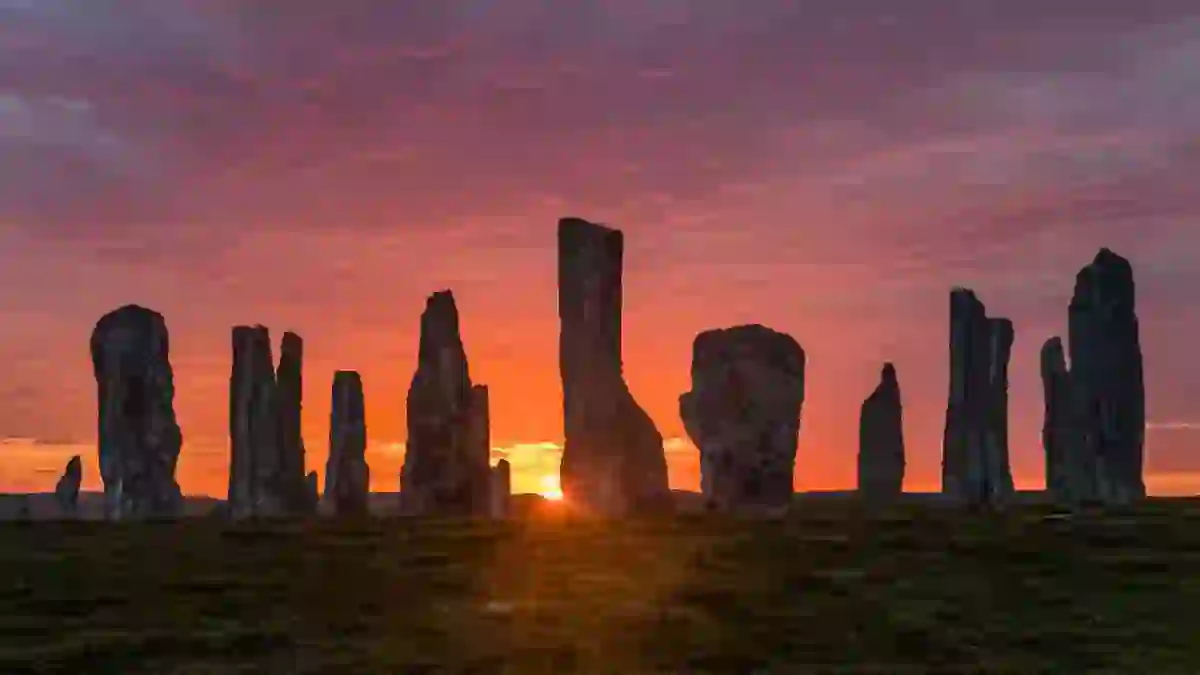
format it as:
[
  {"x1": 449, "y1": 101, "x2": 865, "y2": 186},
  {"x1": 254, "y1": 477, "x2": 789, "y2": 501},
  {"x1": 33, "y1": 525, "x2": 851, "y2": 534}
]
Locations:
[{"x1": 0, "y1": 499, "x2": 1198, "y2": 674}]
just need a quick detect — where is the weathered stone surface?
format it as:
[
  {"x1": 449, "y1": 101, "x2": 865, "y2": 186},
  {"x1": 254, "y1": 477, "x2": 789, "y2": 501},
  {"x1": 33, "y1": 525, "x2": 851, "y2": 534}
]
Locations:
[
  {"x1": 558, "y1": 217, "x2": 670, "y2": 515},
  {"x1": 490, "y1": 459, "x2": 511, "y2": 518},
  {"x1": 55, "y1": 455, "x2": 82, "y2": 516},
  {"x1": 400, "y1": 291, "x2": 492, "y2": 517},
  {"x1": 679, "y1": 324, "x2": 805, "y2": 514},
  {"x1": 1067, "y1": 248, "x2": 1146, "y2": 504},
  {"x1": 228, "y1": 326, "x2": 283, "y2": 519},
  {"x1": 91, "y1": 304, "x2": 184, "y2": 520},
  {"x1": 276, "y1": 331, "x2": 309, "y2": 512},
  {"x1": 326, "y1": 370, "x2": 369, "y2": 516},
  {"x1": 1040, "y1": 337, "x2": 1078, "y2": 502},
  {"x1": 941, "y1": 289, "x2": 1013, "y2": 507},
  {"x1": 858, "y1": 363, "x2": 904, "y2": 500}
]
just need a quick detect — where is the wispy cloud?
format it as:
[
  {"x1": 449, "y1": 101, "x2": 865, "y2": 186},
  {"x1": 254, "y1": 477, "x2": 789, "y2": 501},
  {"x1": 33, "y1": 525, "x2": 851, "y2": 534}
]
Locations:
[{"x1": 1146, "y1": 422, "x2": 1200, "y2": 431}]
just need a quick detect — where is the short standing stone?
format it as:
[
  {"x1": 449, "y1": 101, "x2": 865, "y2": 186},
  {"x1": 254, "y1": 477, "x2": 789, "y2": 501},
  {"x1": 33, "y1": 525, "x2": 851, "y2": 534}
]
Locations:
[
  {"x1": 858, "y1": 363, "x2": 904, "y2": 500},
  {"x1": 55, "y1": 455, "x2": 83, "y2": 517},
  {"x1": 90, "y1": 305, "x2": 184, "y2": 520},
  {"x1": 1040, "y1": 337, "x2": 1078, "y2": 502},
  {"x1": 304, "y1": 470, "x2": 319, "y2": 512},
  {"x1": 679, "y1": 324, "x2": 805, "y2": 514},
  {"x1": 490, "y1": 459, "x2": 511, "y2": 518},
  {"x1": 326, "y1": 370, "x2": 369, "y2": 516}
]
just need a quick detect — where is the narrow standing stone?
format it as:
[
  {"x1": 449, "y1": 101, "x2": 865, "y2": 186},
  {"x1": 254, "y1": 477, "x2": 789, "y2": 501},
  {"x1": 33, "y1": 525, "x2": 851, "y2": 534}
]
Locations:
[
  {"x1": 858, "y1": 363, "x2": 905, "y2": 500},
  {"x1": 91, "y1": 305, "x2": 184, "y2": 520},
  {"x1": 55, "y1": 455, "x2": 83, "y2": 517},
  {"x1": 1040, "y1": 337, "x2": 1078, "y2": 502},
  {"x1": 327, "y1": 370, "x2": 369, "y2": 516},
  {"x1": 276, "y1": 331, "x2": 309, "y2": 512},
  {"x1": 558, "y1": 217, "x2": 670, "y2": 515},
  {"x1": 228, "y1": 326, "x2": 282, "y2": 519},
  {"x1": 490, "y1": 459, "x2": 511, "y2": 518}
]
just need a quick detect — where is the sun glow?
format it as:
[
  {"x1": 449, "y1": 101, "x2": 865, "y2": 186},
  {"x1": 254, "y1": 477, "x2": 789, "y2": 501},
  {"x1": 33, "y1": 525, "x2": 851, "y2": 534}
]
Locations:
[{"x1": 538, "y1": 474, "x2": 564, "y2": 501}]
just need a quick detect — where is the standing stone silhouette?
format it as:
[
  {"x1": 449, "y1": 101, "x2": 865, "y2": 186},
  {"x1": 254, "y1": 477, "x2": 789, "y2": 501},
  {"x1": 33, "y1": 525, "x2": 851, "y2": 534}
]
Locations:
[
  {"x1": 90, "y1": 305, "x2": 184, "y2": 520},
  {"x1": 326, "y1": 370, "x2": 369, "y2": 516},
  {"x1": 228, "y1": 325, "x2": 281, "y2": 519},
  {"x1": 942, "y1": 289, "x2": 1014, "y2": 507},
  {"x1": 275, "y1": 331, "x2": 309, "y2": 512},
  {"x1": 1040, "y1": 337, "x2": 1079, "y2": 502},
  {"x1": 557, "y1": 217, "x2": 670, "y2": 515},
  {"x1": 55, "y1": 455, "x2": 83, "y2": 517},
  {"x1": 400, "y1": 291, "x2": 492, "y2": 516},
  {"x1": 490, "y1": 458, "x2": 511, "y2": 518},
  {"x1": 858, "y1": 363, "x2": 905, "y2": 500},
  {"x1": 679, "y1": 324, "x2": 805, "y2": 514},
  {"x1": 1067, "y1": 248, "x2": 1145, "y2": 503}
]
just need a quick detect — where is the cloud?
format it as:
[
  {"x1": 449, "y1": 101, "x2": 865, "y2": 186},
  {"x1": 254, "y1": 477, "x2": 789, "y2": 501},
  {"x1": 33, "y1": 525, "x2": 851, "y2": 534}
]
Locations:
[{"x1": 1146, "y1": 422, "x2": 1200, "y2": 431}]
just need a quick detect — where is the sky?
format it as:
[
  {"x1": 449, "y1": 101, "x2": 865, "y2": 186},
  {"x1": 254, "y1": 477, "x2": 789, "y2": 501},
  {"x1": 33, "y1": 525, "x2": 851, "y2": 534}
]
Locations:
[{"x1": 1, "y1": 1, "x2": 1199, "y2": 498}]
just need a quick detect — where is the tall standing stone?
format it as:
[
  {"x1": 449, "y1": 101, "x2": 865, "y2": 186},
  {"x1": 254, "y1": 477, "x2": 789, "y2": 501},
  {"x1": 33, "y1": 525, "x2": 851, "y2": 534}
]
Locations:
[
  {"x1": 91, "y1": 305, "x2": 184, "y2": 520},
  {"x1": 942, "y1": 289, "x2": 1014, "y2": 507},
  {"x1": 55, "y1": 455, "x2": 83, "y2": 517},
  {"x1": 228, "y1": 326, "x2": 282, "y2": 519},
  {"x1": 858, "y1": 363, "x2": 905, "y2": 500},
  {"x1": 679, "y1": 325, "x2": 805, "y2": 514},
  {"x1": 1040, "y1": 337, "x2": 1079, "y2": 502},
  {"x1": 1067, "y1": 248, "x2": 1145, "y2": 503},
  {"x1": 326, "y1": 370, "x2": 369, "y2": 516},
  {"x1": 275, "y1": 331, "x2": 309, "y2": 512},
  {"x1": 400, "y1": 291, "x2": 492, "y2": 516},
  {"x1": 490, "y1": 458, "x2": 511, "y2": 518},
  {"x1": 558, "y1": 217, "x2": 670, "y2": 515}
]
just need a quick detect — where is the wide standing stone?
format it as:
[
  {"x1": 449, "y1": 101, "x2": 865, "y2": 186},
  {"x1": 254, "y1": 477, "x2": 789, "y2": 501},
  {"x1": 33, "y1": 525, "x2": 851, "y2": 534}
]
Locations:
[
  {"x1": 228, "y1": 326, "x2": 282, "y2": 519},
  {"x1": 326, "y1": 370, "x2": 369, "y2": 516},
  {"x1": 858, "y1": 363, "x2": 904, "y2": 500},
  {"x1": 275, "y1": 331, "x2": 309, "y2": 512},
  {"x1": 400, "y1": 291, "x2": 492, "y2": 516},
  {"x1": 558, "y1": 217, "x2": 670, "y2": 515},
  {"x1": 490, "y1": 458, "x2": 511, "y2": 518},
  {"x1": 1068, "y1": 249, "x2": 1146, "y2": 504},
  {"x1": 91, "y1": 305, "x2": 184, "y2": 520},
  {"x1": 679, "y1": 324, "x2": 805, "y2": 514},
  {"x1": 942, "y1": 289, "x2": 1014, "y2": 507},
  {"x1": 55, "y1": 455, "x2": 83, "y2": 516}
]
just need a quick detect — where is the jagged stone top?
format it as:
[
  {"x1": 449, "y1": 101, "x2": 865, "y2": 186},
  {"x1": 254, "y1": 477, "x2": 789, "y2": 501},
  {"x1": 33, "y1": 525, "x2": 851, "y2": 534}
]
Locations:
[
  {"x1": 418, "y1": 290, "x2": 464, "y2": 355},
  {"x1": 691, "y1": 324, "x2": 805, "y2": 378},
  {"x1": 232, "y1": 324, "x2": 271, "y2": 346},
  {"x1": 280, "y1": 331, "x2": 303, "y2": 355},
  {"x1": 1072, "y1": 247, "x2": 1136, "y2": 312},
  {"x1": 90, "y1": 304, "x2": 172, "y2": 375},
  {"x1": 1040, "y1": 336, "x2": 1068, "y2": 375}
]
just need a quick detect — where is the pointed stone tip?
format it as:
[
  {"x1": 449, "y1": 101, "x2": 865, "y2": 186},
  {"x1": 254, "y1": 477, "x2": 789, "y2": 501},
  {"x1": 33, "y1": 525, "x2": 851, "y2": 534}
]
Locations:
[
  {"x1": 881, "y1": 362, "x2": 897, "y2": 380},
  {"x1": 495, "y1": 458, "x2": 510, "y2": 469},
  {"x1": 1091, "y1": 247, "x2": 1133, "y2": 272}
]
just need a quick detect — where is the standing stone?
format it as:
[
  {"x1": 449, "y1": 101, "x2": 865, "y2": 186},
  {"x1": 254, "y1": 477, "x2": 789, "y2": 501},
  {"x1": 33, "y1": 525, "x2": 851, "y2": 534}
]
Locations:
[
  {"x1": 275, "y1": 331, "x2": 309, "y2": 512},
  {"x1": 858, "y1": 363, "x2": 905, "y2": 500},
  {"x1": 490, "y1": 459, "x2": 511, "y2": 518},
  {"x1": 55, "y1": 455, "x2": 83, "y2": 517},
  {"x1": 304, "y1": 470, "x2": 320, "y2": 512},
  {"x1": 1067, "y1": 248, "x2": 1146, "y2": 504},
  {"x1": 983, "y1": 318, "x2": 1016, "y2": 500},
  {"x1": 941, "y1": 289, "x2": 1013, "y2": 507},
  {"x1": 326, "y1": 370, "x2": 369, "y2": 516},
  {"x1": 91, "y1": 305, "x2": 184, "y2": 520},
  {"x1": 400, "y1": 291, "x2": 492, "y2": 517},
  {"x1": 558, "y1": 217, "x2": 670, "y2": 515},
  {"x1": 679, "y1": 324, "x2": 805, "y2": 514},
  {"x1": 1040, "y1": 337, "x2": 1079, "y2": 502},
  {"x1": 228, "y1": 326, "x2": 283, "y2": 519}
]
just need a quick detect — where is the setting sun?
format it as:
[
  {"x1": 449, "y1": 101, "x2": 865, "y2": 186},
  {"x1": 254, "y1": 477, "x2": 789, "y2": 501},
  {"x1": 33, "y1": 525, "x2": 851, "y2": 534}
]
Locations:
[{"x1": 538, "y1": 475, "x2": 563, "y2": 501}]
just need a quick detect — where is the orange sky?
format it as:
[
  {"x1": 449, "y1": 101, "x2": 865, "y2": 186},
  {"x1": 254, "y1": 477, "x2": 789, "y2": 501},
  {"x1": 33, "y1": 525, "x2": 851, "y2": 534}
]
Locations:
[{"x1": 2, "y1": 3, "x2": 1200, "y2": 498}]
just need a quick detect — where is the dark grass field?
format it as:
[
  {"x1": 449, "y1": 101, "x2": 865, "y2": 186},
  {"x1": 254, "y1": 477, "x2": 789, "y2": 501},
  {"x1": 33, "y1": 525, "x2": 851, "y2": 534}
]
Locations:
[{"x1": 1, "y1": 498, "x2": 1198, "y2": 674}]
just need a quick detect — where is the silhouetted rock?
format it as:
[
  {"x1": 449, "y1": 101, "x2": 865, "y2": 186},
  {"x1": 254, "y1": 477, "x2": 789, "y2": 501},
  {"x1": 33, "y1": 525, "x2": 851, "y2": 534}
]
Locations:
[
  {"x1": 942, "y1": 289, "x2": 1013, "y2": 507},
  {"x1": 326, "y1": 370, "x2": 369, "y2": 516},
  {"x1": 54, "y1": 455, "x2": 82, "y2": 516},
  {"x1": 228, "y1": 326, "x2": 283, "y2": 519},
  {"x1": 91, "y1": 304, "x2": 183, "y2": 520},
  {"x1": 400, "y1": 291, "x2": 492, "y2": 516},
  {"x1": 276, "y1": 331, "x2": 310, "y2": 512},
  {"x1": 1041, "y1": 337, "x2": 1079, "y2": 502},
  {"x1": 490, "y1": 459, "x2": 511, "y2": 518},
  {"x1": 304, "y1": 470, "x2": 319, "y2": 512},
  {"x1": 858, "y1": 363, "x2": 904, "y2": 500},
  {"x1": 1067, "y1": 248, "x2": 1145, "y2": 503},
  {"x1": 679, "y1": 324, "x2": 805, "y2": 515},
  {"x1": 558, "y1": 217, "x2": 670, "y2": 515}
]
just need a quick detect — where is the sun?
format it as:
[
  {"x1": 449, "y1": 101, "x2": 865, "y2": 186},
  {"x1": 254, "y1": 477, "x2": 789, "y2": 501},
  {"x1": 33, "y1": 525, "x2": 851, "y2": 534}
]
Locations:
[{"x1": 538, "y1": 474, "x2": 564, "y2": 501}]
